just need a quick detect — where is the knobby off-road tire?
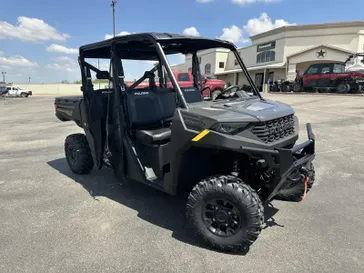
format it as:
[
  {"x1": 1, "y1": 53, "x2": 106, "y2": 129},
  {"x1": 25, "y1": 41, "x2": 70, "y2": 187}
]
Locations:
[
  {"x1": 275, "y1": 163, "x2": 315, "y2": 202},
  {"x1": 186, "y1": 175, "x2": 264, "y2": 253},
  {"x1": 65, "y1": 134, "x2": 94, "y2": 175},
  {"x1": 293, "y1": 83, "x2": 302, "y2": 92}
]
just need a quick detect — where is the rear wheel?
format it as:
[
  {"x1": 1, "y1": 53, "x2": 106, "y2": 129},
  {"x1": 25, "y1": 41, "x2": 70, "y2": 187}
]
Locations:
[
  {"x1": 186, "y1": 175, "x2": 264, "y2": 253},
  {"x1": 357, "y1": 85, "x2": 364, "y2": 94},
  {"x1": 65, "y1": 134, "x2": 94, "y2": 175},
  {"x1": 337, "y1": 83, "x2": 350, "y2": 94}
]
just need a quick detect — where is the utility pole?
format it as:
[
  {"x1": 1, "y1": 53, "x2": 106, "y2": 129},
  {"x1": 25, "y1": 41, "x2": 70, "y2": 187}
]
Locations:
[
  {"x1": 111, "y1": 0, "x2": 117, "y2": 37},
  {"x1": 1, "y1": 72, "x2": 6, "y2": 83},
  {"x1": 28, "y1": 77, "x2": 31, "y2": 84}
]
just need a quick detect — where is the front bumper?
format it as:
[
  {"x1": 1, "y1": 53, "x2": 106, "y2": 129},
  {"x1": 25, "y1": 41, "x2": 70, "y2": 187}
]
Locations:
[{"x1": 240, "y1": 123, "x2": 315, "y2": 202}]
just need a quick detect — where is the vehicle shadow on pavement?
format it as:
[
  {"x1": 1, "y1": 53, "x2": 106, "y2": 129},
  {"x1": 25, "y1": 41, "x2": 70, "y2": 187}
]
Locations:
[{"x1": 48, "y1": 158, "x2": 282, "y2": 255}]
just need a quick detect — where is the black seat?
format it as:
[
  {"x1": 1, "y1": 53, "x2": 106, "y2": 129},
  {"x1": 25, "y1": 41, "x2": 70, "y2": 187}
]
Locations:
[
  {"x1": 124, "y1": 88, "x2": 177, "y2": 144},
  {"x1": 181, "y1": 87, "x2": 203, "y2": 103},
  {"x1": 135, "y1": 128, "x2": 171, "y2": 144}
]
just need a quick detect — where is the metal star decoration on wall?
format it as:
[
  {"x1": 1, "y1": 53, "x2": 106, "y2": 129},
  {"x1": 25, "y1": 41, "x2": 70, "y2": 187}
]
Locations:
[{"x1": 316, "y1": 48, "x2": 327, "y2": 59}]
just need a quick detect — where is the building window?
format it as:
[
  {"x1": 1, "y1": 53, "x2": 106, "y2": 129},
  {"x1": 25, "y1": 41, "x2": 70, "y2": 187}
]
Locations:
[
  {"x1": 205, "y1": 63, "x2": 211, "y2": 75},
  {"x1": 219, "y1": 62, "x2": 225, "y2": 68},
  {"x1": 256, "y1": 51, "x2": 276, "y2": 63}
]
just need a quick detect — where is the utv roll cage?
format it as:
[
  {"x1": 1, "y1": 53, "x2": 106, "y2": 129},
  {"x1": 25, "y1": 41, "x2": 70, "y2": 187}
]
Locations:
[
  {"x1": 345, "y1": 52, "x2": 364, "y2": 65},
  {"x1": 78, "y1": 32, "x2": 263, "y2": 108}
]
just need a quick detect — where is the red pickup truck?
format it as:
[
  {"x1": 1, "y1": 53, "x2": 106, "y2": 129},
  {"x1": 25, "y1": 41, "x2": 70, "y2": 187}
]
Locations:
[{"x1": 126, "y1": 72, "x2": 226, "y2": 99}]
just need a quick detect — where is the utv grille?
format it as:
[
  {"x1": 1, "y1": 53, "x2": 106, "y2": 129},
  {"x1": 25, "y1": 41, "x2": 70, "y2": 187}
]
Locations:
[{"x1": 252, "y1": 115, "x2": 295, "y2": 143}]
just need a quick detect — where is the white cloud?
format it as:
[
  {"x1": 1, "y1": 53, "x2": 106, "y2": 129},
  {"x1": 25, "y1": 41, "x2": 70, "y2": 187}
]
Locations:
[
  {"x1": 46, "y1": 56, "x2": 78, "y2": 72},
  {"x1": 232, "y1": 0, "x2": 280, "y2": 6},
  {"x1": 244, "y1": 12, "x2": 295, "y2": 36},
  {"x1": 104, "y1": 31, "x2": 131, "y2": 40},
  {"x1": 0, "y1": 55, "x2": 38, "y2": 68},
  {"x1": 183, "y1": 27, "x2": 200, "y2": 36},
  {"x1": 46, "y1": 44, "x2": 78, "y2": 54},
  {"x1": 0, "y1": 16, "x2": 70, "y2": 42},
  {"x1": 219, "y1": 25, "x2": 244, "y2": 43},
  {"x1": 219, "y1": 13, "x2": 294, "y2": 44},
  {"x1": 196, "y1": 0, "x2": 214, "y2": 3}
]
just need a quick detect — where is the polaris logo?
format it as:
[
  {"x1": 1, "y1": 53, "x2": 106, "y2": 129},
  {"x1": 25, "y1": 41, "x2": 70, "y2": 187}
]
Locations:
[
  {"x1": 184, "y1": 88, "x2": 196, "y2": 92},
  {"x1": 134, "y1": 91, "x2": 149, "y2": 95}
]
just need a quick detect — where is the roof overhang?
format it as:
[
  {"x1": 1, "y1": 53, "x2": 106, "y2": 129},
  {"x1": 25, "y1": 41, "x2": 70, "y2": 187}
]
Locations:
[
  {"x1": 215, "y1": 62, "x2": 286, "y2": 76},
  {"x1": 287, "y1": 44, "x2": 355, "y2": 59},
  {"x1": 250, "y1": 21, "x2": 364, "y2": 41}
]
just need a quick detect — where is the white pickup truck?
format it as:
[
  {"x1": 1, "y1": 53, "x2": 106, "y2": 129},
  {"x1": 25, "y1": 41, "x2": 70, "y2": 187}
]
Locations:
[{"x1": 5, "y1": 86, "x2": 32, "y2": 97}]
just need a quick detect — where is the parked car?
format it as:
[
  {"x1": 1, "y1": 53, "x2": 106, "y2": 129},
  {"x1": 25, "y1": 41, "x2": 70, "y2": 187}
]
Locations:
[
  {"x1": 54, "y1": 32, "x2": 316, "y2": 253},
  {"x1": 0, "y1": 85, "x2": 7, "y2": 96},
  {"x1": 293, "y1": 60, "x2": 364, "y2": 93},
  {"x1": 125, "y1": 71, "x2": 226, "y2": 99},
  {"x1": 5, "y1": 86, "x2": 33, "y2": 97}
]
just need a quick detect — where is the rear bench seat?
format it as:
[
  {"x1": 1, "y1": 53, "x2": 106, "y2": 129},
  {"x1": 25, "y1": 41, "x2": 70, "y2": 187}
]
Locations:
[
  {"x1": 124, "y1": 87, "x2": 202, "y2": 144},
  {"x1": 125, "y1": 88, "x2": 176, "y2": 144}
]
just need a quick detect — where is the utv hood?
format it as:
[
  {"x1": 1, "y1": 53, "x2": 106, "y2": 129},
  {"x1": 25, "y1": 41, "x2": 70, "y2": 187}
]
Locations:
[{"x1": 190, "y1": 98, "x2": 295, "y2": 122}]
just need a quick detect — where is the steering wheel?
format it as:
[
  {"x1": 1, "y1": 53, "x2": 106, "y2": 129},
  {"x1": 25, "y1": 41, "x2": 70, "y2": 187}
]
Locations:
[
  {"x1": 200, "y1": 86, "x2": 212, "y2": 96},
  {"x1": 214, "y1": 85, "x2": 240, "y2": 100}
]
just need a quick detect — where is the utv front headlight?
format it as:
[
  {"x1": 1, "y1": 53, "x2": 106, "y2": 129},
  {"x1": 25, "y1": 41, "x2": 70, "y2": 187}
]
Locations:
[{"x1": 210, "y1": 122, "x2": 250, "y2": 135}]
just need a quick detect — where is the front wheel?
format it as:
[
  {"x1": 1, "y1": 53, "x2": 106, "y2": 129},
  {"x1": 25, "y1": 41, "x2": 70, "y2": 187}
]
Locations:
[
  {"x1": 293, "y1": 83, "x2": 302, "y2": 92},
  {"x1": 186, "y1": 175, "x2": 264, "y2": 253},
  {"x1": 20, "y1": 92, "x2": 28, "y2": 98}
]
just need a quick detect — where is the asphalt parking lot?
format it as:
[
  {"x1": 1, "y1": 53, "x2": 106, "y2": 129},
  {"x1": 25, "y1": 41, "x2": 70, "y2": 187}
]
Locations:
[{"x1": 1, "y1": 94, "x2": 364, "y2": 273}]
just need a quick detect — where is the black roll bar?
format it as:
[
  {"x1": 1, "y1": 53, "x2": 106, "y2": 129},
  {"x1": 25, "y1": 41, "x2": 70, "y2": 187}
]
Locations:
[
  {"x1": 233, "y1": 49, "x2": 263, "y2": 100},
  {"x1": 155, "y1": 42, "x2": 189, "y2": 110}
]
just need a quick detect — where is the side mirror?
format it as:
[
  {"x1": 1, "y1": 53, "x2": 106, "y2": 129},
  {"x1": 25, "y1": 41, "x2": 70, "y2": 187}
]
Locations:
[{"x1": 96, "y1": 71, "x2": 110, "y2": 80}]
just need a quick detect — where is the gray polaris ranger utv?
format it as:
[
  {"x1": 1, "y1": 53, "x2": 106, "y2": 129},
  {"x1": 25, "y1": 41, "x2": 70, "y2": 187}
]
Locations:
[{"x1": 54, "y1": 33, "x2": 316, "y2": 253}]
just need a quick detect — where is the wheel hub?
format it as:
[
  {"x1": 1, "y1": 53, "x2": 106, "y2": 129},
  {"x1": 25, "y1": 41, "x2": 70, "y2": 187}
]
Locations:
[
  {"x1": 215, "y1": 210, "x2": 229, "y2": 223},
  {"x1": 203, "y1": 199, "x2": 241, "y2": 237}
]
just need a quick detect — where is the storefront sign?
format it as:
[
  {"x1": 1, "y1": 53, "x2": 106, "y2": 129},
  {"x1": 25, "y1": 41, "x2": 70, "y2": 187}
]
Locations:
[{"x1": 257, "y1": 41, "x2": 276, "y2": 52}]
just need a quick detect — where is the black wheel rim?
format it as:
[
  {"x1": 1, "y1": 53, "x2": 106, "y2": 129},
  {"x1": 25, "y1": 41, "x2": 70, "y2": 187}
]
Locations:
[
  {"x1": 66, "y1": 145, "x2": 77, "y2": 165},
  {"x1": 338, "y1": 84, "x2": 346, "y2": 93},
  {"x1": 202, "y1": 199, "x2": 242, "y2": 237}
]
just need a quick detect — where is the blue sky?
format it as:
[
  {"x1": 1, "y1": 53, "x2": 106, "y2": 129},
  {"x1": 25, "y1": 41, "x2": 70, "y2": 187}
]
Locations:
[{"x1": 0, "y1": 0, "x2": 363, "y2": 83}]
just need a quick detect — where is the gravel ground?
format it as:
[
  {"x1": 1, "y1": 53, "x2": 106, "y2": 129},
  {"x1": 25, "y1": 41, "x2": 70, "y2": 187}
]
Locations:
[{"x1": 1, "y1": 94, "x2": 364, "y2": 273}]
